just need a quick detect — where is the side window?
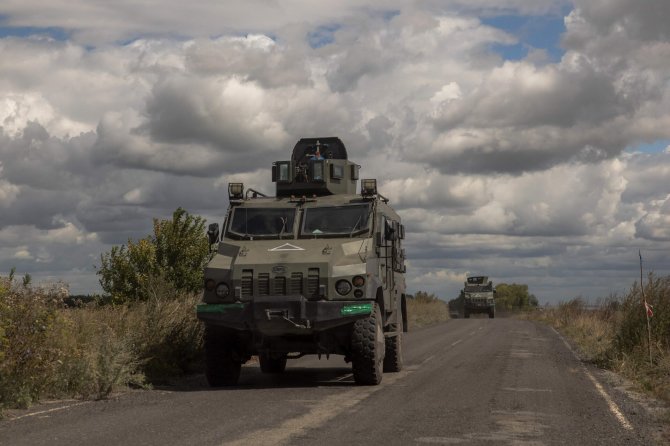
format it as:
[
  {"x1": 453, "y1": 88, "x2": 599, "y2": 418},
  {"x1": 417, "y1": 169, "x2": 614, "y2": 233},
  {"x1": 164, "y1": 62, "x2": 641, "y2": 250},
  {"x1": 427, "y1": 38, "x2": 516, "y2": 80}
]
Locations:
[
  {"x1": 377, "y1": 215, "x2": 388, "y2": 246},
  {"x1": 385, "y1": 218, "x2": 397, "y2": 241}
]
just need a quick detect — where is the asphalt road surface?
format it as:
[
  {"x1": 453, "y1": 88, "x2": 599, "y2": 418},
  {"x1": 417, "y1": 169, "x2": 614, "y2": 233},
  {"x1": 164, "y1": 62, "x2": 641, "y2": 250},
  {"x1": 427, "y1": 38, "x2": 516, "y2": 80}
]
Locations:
[{"x1": 1, "y1": 318, "x2": 667, "y2": 445}]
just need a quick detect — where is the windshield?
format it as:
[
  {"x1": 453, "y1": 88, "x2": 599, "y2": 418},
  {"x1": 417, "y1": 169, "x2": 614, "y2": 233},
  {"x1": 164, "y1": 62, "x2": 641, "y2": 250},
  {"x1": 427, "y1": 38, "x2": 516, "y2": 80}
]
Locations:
[
  {"x1": 227, "y1": 208, "x2": 296, "y2": 239},
  {"x1": 301, "y1": 204, "x2": 371, "y2": 237}
]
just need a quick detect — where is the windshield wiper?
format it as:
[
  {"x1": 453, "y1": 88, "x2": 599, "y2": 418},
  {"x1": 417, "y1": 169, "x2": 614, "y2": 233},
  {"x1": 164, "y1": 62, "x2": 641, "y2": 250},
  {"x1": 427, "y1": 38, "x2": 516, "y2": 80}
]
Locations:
[
  {"x1": 279, "y1": 217, "x2": 287, "y2": 239},
  {"x1": 349, "y1": 215, "x2": 363, "y2": 238}
]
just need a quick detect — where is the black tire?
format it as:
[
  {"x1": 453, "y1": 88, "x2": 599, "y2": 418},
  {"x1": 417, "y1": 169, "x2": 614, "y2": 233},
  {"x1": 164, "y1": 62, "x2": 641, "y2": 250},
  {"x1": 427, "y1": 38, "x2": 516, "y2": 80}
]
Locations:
[
  {"x1": 401, "y1": 295, "x2": 408, "y2": 333},
  {"x1": 204, "y1": 326, "x2": 242, "y2": 387},
  {"x1": 464, "y1": 310, "x2": 470, "y2": 319},
  {"x1": 383, "y1": 316, "x2": 403, "y2": 373},
  {"x1": 489, "y1": 309, "x2": 495, "y2": 319},
  {"x1": 259, "y1": 352, "x2": 287, "y2": 374},
  {"x1": 351, "y1": 303, "x2": 385, "y2": 385}
]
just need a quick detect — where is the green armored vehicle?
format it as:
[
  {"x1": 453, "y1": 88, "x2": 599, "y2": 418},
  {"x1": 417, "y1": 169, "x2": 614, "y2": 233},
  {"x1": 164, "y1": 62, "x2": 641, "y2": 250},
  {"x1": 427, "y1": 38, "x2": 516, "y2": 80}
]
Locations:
[
  {"x1": 197, "y1": 137, "x2": 407, "y2": 386},
  {"x1": 461, "y1": 276, "x2": 495, "y2": 319}
]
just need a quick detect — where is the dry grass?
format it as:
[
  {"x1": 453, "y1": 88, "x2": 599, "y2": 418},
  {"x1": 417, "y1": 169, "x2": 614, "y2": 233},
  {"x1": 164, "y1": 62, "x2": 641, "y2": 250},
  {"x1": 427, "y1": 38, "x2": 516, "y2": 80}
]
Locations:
[
  {"x1": 530, "y1": 275, "x2": 670, "y2": 404},
  {"x1": 0, "y1": 277, "x2": 202, "y2": 413},
  {"x1": 407, "y1": 296, "x2": 450, "y2": 329}
]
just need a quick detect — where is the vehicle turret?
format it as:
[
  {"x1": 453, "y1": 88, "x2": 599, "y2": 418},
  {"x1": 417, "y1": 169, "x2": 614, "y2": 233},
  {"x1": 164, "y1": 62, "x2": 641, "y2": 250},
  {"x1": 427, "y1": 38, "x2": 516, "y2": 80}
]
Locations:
[{"x1": 272, "y1": 137, "x2": 359, "y2": 197}]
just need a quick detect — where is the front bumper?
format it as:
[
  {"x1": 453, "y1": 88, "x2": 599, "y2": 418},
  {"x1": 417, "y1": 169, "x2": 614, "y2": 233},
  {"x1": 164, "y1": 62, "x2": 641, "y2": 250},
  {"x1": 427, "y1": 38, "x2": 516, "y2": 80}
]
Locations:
[
  {"x1": 197, "y1": 296, "x2": 373, "y2": 336},
  {"x1": 465, "y1": 300, "x2": 494, "y2": 310}
]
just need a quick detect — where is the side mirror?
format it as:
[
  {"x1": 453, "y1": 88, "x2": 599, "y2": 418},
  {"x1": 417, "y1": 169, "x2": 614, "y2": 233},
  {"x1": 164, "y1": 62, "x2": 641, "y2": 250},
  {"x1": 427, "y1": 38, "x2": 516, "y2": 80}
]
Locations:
[{"x1": 207, "y1": 223, "x2": 220, "y2": 245}]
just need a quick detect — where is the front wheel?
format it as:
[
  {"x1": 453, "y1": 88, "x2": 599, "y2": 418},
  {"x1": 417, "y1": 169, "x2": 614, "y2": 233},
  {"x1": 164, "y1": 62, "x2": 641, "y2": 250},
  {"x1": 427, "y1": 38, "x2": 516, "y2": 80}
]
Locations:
[
  {"x1": 204, "y1": 327, "x2": 242, "y2": 387},
  {"x1": 489, "y1": 308, "x2": 495, "y2": 319},
  {"x1": 351, "y1": 303, "x2": 385, "y2": 385}
]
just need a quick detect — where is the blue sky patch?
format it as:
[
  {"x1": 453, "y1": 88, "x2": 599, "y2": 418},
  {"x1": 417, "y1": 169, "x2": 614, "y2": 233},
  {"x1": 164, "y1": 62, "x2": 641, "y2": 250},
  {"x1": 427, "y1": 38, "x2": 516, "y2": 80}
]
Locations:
[
  {"x1": 0, "y1": 16, "x2": 70, "y2": 41},
  {"x1": 489, "y1": 42, "x2": 528, "y2": 61},
  {"x1": 308, "y1": 24, "x2": 341, "y2": 49},
  {"x1": 626, "y1": 139, "x2": 670, "y2": 154},
  {"x1": 483, "y1": 14, "x2": 566, "y2": 62},
  {"x1": 382, "y1": 10, "x2": 401, "y2": 22}
]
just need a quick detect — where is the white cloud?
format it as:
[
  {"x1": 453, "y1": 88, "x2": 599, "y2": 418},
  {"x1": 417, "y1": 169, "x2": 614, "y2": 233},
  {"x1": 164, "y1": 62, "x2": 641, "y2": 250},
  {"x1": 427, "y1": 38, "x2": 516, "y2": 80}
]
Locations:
[
  {"x1": 13, "y1": 247, "x2": 32, "y2": 260},
  {"x1": 0, "y1": 1, "x2": 669, "y2": 302}
]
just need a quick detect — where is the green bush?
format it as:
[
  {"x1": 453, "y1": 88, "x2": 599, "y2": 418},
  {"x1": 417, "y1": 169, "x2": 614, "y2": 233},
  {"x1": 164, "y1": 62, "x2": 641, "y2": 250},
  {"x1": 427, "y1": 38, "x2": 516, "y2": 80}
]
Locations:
[
  {"x1": 614, "y1": 274, "x2": 670, "y2": 356},
  {"x1": 97, "y1": 208, "x2": 210, "y2": 304},
  {"x1": 495, "y1": 283, "x2": 539, "y2": 310}
]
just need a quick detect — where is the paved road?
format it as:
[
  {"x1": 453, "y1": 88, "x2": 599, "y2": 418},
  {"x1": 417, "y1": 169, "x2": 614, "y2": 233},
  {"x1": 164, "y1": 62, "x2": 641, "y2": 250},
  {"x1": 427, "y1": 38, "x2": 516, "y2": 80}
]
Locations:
[{"x1": 1, "y1": 318, "x2": 666, "y2": 445}]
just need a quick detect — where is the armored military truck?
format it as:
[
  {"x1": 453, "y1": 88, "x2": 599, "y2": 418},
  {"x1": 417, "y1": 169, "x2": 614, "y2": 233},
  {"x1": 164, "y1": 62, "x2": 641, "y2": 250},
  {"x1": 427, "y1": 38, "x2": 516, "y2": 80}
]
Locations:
[
  {"x1": 461, "y1": 276, "x2": 495, "y2": 318},
  {"x1": 196, "y1": 137, "x2": 407, "y2": 386}
]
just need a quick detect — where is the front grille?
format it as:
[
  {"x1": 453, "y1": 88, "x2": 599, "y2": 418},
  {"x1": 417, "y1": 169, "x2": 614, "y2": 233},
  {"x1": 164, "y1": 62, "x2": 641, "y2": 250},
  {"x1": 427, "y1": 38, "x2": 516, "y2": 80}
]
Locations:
[
  {"x1": 239, "y1": 269, "x2": 320, "y2": 297},
  {"x1": 274, "y1": 276, "x2": 286, "y2": 294},
  {"x1": 307, "y1": 268, "x2": 320, "y2": 297},
  {"x1": 241, "y1": 270, "x2": 253, "y2": 297},
  {"x1": 289, "y1": 272, "x2": 303, "y2": 295},
  {"x1": 258, "y1": 273, "x2": 270, "y2": 295}
]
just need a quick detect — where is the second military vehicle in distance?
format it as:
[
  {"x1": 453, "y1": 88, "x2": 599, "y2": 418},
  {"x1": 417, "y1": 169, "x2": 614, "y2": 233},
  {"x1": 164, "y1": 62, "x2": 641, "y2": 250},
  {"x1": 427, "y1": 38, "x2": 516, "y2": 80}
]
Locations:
[
  {"x1": 197, "y1": 137, "x2": 407, "y2": 386},
  {"x1": 461, "y1": 276, "x2": 496, "y2": 319}
]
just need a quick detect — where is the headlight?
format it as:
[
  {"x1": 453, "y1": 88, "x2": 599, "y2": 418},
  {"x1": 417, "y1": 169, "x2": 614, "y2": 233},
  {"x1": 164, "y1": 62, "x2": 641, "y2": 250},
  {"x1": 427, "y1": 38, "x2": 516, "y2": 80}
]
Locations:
[
  {"x1": 205, "y1": 279, "x2": 216, "y2": 291},
  {"x1": 335, "y1": 280, "x2": 352, "y2": 296},
  {"x1": 352, "y1": 276, "x2": 365, "y2": 288},
  {"x1": 215, "y1": 282, "x2": 230, "y2": 298}
]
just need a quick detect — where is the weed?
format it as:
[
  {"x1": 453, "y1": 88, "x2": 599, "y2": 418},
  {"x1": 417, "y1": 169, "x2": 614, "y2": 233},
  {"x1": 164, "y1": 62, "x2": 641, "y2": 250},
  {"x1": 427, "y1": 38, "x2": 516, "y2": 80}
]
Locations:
[
  {"x1": 407, "y1": 295, "x2": 450, "y2": 329},
  {"x1": 0, "y1": 274, "x2": 202, "y2": 411},
  {"x1": 532, "y1": 273, "x2": 670, "y2": 404}
]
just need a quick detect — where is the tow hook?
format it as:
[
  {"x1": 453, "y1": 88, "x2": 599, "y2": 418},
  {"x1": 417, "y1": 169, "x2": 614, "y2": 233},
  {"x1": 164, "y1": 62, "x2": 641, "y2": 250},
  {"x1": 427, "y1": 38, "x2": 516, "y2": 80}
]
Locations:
[{"x1": 264, "y1": 309, "x2": 311, "y2": 329}]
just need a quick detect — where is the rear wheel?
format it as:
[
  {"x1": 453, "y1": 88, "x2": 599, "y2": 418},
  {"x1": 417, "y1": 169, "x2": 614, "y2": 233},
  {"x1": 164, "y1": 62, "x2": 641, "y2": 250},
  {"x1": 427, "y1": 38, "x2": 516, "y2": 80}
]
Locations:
[
  {"x1": 489, "y1": 308, "x2": 495, "y2": 319},
  {"x1": 464, "y1": 310, "x2": 470, "y2": 319},
  {"x1": 384, "y1": 299, "x2": 403, "y2": 373},
  {"x1": 351, "y1": 303, "x2": 385, "y2": 385},
  {"x1": 204, "y1": 326, "x2": 242, "y2": 387},
  {"x1": 259, "y1": 352, "x2": 288, "y2": 374},
  {"x1": 383, "y1": 322, "x2": 403, "y2": 372}
]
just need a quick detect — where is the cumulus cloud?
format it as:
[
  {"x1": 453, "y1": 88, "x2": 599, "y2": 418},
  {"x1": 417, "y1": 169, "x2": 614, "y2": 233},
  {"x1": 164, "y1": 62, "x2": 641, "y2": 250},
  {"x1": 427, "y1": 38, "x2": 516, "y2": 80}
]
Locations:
[
  {"x1": 0, "y1": 1, "x2": 669, "y2": 300},
  {"x1": 569, "y1": 0, "x2": 670, "y2": 43}
]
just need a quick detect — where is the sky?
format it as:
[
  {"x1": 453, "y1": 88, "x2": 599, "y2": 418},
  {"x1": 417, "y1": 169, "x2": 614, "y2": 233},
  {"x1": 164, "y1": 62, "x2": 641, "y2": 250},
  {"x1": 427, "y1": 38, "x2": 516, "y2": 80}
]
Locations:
[{"x1": 1, "y1": 0, "x2": 669, "y2": 304}]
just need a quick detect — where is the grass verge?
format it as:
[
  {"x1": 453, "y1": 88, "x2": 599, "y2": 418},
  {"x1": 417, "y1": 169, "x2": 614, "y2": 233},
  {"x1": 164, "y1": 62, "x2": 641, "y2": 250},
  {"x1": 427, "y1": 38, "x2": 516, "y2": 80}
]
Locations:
[
  {"x1": 407, "y1": 293, "x2": 450, "y2": 329},
  {"x1": 0, "y1": 277, "x2": 202, "y2": 414},
  {"x1": 529, "y1": 274, "x2": 670, "y2": 404}
]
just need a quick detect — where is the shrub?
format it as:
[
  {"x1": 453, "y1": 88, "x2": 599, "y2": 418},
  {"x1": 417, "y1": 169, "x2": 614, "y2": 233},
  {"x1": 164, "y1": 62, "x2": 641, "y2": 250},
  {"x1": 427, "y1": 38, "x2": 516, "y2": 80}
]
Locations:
[
  {"x1": 613, "y1": 274, "x2": 670, "y2": 357},
  {"x1": 128, "y1": 288, "x2": 203, "y2": 383},
  {"x1": 0, "y1": 275, "x2": 203, "y2": 411},
  {"x1": 0, "y1": 281, "x2": 74, "y2": 408},
  {"x1": 97, "y1": 208, "x2": 210, "y2": 304}
]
